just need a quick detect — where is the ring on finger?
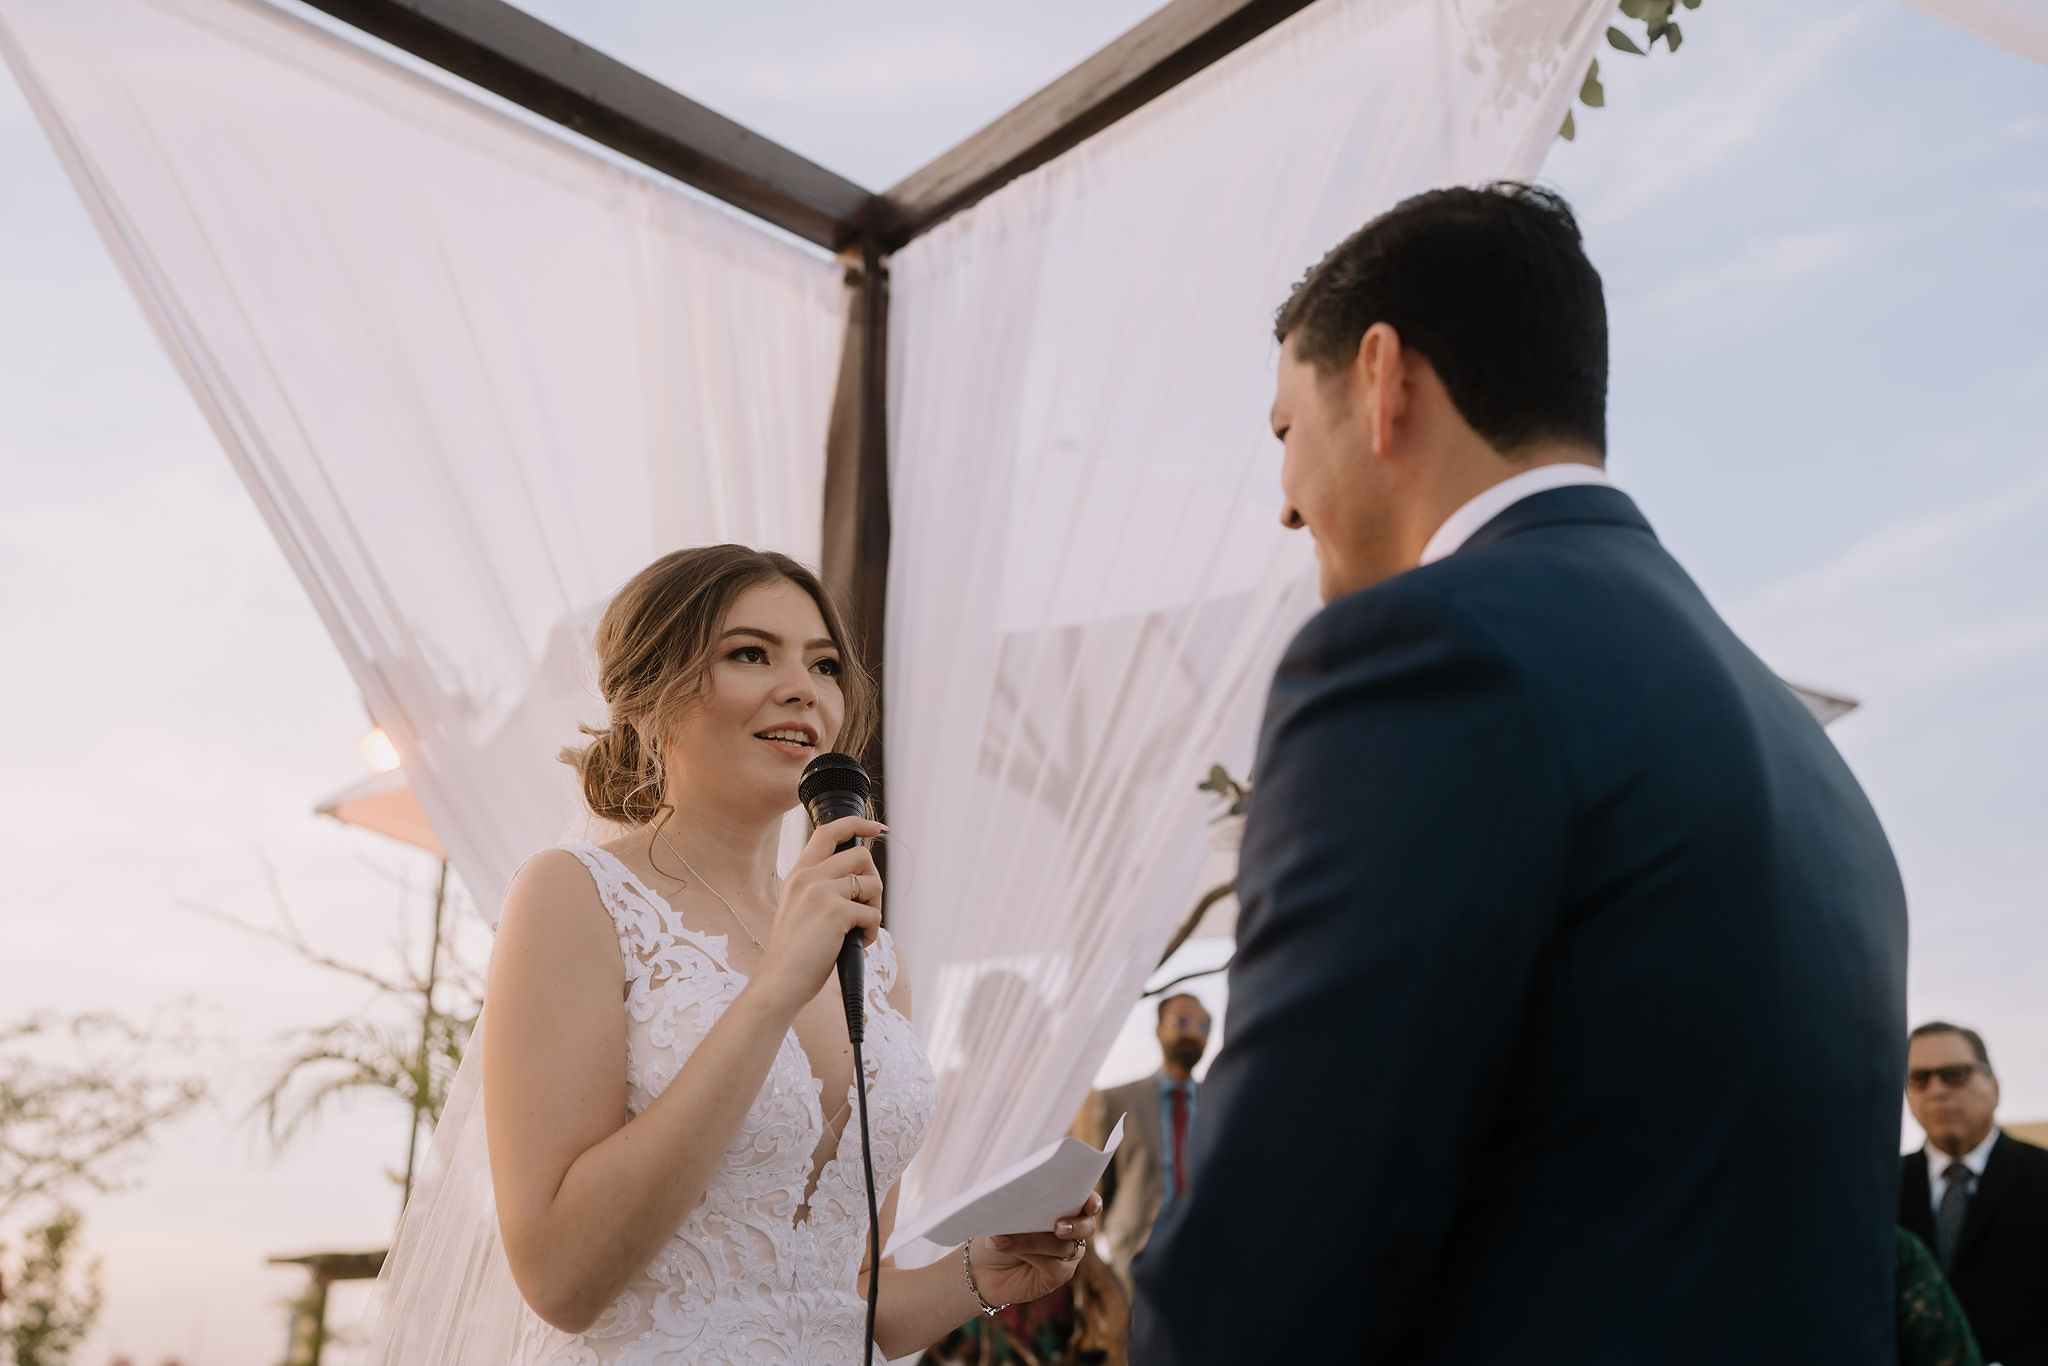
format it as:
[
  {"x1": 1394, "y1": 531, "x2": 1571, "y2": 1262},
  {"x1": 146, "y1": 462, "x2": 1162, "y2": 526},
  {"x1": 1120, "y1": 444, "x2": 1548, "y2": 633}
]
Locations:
[
  {"x1": 1062, "y1": 1239, "x2": 1084, "y2": 1261},
  {"x1": 849, "y1": 873, "x2": 862, "y2": 902}
]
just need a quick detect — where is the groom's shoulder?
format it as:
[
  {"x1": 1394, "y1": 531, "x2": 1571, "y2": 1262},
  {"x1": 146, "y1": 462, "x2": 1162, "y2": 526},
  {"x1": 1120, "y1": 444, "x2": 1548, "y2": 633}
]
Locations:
[
  {"x1": 1292, "y1": 509, "x2": 1669, "y2": 677},
  {"x1": 1284, "y1": 558, "x2": 1519, "y2": 677}
]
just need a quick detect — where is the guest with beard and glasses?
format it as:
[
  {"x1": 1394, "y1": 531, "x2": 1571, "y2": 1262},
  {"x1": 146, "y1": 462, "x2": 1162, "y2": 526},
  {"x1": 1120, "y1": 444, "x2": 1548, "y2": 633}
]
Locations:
[
  {"x1": 1078, "y1": 994, "x2": 1212, "y2": 1295},
  {"x1": 1901, "y1": 1021, "x2": 2048, "y2": 1366}
]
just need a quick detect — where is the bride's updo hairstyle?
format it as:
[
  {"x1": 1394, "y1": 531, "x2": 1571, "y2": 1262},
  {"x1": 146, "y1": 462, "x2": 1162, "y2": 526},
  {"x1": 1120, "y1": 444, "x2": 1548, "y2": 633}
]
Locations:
[{"x1": 562, "y1": 545, "x2": 876, "y2": 825}]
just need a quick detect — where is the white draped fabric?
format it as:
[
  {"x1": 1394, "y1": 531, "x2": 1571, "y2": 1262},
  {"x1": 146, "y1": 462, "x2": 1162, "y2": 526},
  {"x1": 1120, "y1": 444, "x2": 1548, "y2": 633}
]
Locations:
[
  {"x1": 1, "y1": 0, "x2": 1614, "y2": 1305},
  {"x1": 884, "y1": 0, "x2": 1608, "y2": 1251},
  {"x1": 0, "y1": 0, "x2": 846, "y2": 917},
  {"x1": 1899, "y1": 0, "x2": 2048, "y2": 66}
]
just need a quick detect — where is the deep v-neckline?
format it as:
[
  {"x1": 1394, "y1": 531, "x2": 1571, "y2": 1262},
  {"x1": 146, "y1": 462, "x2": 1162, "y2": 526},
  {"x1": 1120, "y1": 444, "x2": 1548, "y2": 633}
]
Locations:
[{"x1": 579, "y1": 843, "x2": 862, "y2": 1221}]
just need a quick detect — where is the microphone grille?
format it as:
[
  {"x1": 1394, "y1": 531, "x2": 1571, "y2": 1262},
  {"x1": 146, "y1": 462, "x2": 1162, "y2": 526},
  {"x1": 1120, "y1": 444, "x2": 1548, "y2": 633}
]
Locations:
[{"x1": 798, "y1": 751, "x2": 871, "y2": 809}]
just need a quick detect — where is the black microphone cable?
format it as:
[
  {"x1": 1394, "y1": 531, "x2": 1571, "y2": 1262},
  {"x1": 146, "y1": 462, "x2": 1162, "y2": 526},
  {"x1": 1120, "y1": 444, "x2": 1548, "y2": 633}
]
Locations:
[
  {"x1": 798, "y1": 752, "x2": 881, "y2": 1364},
  {"x1": 850, "y1": 1024, "x2": 880, "y2": 1364}
]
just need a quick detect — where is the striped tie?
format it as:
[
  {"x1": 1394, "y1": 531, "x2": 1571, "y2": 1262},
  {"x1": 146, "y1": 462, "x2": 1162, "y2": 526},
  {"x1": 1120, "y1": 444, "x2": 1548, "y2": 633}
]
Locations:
[{"x1": 1936, "y1": 1162, "x2": 1973, "y2": 1271}]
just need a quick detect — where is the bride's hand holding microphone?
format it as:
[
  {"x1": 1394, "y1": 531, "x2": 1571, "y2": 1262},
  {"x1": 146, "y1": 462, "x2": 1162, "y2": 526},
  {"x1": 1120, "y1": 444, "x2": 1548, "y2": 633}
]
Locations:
[
  {"x1": 745, "y1": 812, "x2": 1103, "y2": 1311},
  {"x1": 750, "y1": 814, "x2": 885, "y2": 1013}
]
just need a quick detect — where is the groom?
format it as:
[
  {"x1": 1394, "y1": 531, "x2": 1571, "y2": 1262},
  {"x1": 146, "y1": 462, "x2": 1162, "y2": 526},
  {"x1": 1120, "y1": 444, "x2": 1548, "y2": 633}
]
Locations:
[{"x1": 1129, "y1": 185, "x2": 1907, "y2": 1363}]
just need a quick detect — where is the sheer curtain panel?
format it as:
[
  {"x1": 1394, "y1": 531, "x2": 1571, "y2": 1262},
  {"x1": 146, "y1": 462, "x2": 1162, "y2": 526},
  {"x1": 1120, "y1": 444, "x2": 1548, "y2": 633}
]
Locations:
[
  {"x1": 0, "y1": 0, "x2": 846, "y2": 915},
  {"x1": 883, "y1": 0, "x2": 1611, "y2": 1256},
  {"x1": 5, "y1": 0, "x2": 1619, "y2": 1298},
  {"x1": 1895, "y1": 0, "x2": 2048, "y2": 65}
]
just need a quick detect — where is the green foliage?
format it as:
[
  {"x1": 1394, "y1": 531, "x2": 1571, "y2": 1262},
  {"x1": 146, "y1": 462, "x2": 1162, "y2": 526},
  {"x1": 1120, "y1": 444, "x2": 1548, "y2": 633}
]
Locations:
[
  {"x1": 1580, "y1": 61, "x2": 1606, "y2": 109},
  {"x1": 1561, "y1": 0, "x2": 1704, "y2": 141},
  {"x1": 1158, "y1": 764, "x2": 1256, "y2": 967},
  {"x1": 1, "y1": 1209, "x2": 103, "y2": 1366},
  {"x1": 0, "y1": 1018, "x2": 196, "y2": 1366},
  {"x1": 0, "y1": 1015, "x2": 205, "y2": 1225},
  {"x1": 1617, "y1": 0, "x2": 1701, "y2": 50},
  {"x1": 1606, "y1": 27, "x2": 1647, "y2": 56},
  {"x1": 188, "y1": 860, "x2": 481, "y2": 1200},
  {"x1": 1195, "y1": 764, "x2": 1250, "y2": 819},
  {"x1": 255, "y1": 1006, "x2": 473, "y2": 1161}
]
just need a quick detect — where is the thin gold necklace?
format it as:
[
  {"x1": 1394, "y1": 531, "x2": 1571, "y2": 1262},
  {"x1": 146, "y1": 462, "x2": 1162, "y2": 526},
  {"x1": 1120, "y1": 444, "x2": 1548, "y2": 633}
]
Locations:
[{"x1": 653, "y1": 822, "x2": 769, "y2": 950}]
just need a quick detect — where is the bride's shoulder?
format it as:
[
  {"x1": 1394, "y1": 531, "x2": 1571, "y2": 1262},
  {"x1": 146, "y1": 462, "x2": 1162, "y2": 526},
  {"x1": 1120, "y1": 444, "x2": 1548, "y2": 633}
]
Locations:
[
  {"x1": 499, "y1": 846, "x2": 611, "y2": 936},
  {"x1": 490, "y1": 849, "x2": 626, "y2": 1011},
  {"x1": 510, "y1": 842, "x2": 602, "y2": 888}
]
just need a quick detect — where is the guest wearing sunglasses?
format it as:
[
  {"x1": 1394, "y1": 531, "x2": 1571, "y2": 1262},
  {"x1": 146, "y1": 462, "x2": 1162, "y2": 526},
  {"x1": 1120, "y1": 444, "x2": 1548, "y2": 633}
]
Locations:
[{"x1": 1901, "y1": 1021, "x2": 2048, "y2": 1366}]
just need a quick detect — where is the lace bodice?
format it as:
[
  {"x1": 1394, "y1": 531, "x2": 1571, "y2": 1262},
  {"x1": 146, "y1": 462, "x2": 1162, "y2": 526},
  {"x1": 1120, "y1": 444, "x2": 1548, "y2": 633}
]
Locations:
[{"x1": 515, "y1": 844, "x2": 937, "y2": 1366}]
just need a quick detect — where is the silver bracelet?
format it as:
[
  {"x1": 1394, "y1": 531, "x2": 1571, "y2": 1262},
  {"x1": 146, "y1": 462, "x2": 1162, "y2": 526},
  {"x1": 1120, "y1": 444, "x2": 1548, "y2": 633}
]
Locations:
[{"x1": 961, "y1": 1239, "x2": 1006, "y2": 1317}]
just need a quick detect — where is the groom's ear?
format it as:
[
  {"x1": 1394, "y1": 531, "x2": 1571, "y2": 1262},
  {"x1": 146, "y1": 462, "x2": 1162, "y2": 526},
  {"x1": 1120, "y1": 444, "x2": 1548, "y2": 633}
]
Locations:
[{"x1": 1354, "y1": 321, "x2": 1409, "y2": 464}]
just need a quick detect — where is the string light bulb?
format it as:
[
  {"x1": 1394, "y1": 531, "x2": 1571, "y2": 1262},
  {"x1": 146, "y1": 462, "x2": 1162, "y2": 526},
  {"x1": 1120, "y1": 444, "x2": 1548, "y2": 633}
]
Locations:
[{"x1": 359, "y1": 728, "x2": 402, "y2": 774}]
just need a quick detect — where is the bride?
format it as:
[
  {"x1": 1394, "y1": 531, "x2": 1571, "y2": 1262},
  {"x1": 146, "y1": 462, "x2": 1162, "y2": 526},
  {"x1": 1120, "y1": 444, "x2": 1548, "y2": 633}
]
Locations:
[{"x1": 372, "y1": 544, "x2": 1098, "y2": 1365}]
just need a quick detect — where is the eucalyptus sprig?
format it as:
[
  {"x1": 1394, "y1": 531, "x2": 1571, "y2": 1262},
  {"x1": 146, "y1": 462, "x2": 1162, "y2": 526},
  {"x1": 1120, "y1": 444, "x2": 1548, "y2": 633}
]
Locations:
[
  {"x1": 1196, "y1": 764, "x2": 1250, "y2": 820},
  {"x1": 1562, "y1": 0, "x2": 1703, "y2": 141}
]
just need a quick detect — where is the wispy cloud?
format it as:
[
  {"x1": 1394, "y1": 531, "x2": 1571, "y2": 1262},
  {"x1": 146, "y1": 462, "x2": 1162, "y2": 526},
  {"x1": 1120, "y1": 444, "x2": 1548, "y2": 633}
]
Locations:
[
  {"x1": 1746, "y1": 469, "x2": 2048, "y2": 615},
  {"x1": 1613, "y1": 219, "x2": 1904, "y2": 340},
  {"x1": 1864, "y1": 611, "x2": 2048, "y2": 692},
  {"x1": 1581, "y1": 8, "x2": 1878, "y2": 229}
]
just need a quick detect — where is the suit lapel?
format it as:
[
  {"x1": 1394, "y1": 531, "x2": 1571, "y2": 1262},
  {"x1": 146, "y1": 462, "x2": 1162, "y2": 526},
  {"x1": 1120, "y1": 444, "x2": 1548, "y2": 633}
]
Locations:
[
  {"x1": 1126, "y1": 1073, "x2": 1164, "y2": 1167},
  {"x1": 1954, "y1": 1133, "x2": 2023, "y2": 1266},
  {"x1": 1902, "y1": 1152, "x2": 1936, "y2": 1246}
]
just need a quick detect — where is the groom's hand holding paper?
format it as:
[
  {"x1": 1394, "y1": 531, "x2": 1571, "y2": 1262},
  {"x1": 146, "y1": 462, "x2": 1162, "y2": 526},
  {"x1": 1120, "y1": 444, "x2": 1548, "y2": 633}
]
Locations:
[{"x1": 885, "y1": 1116, "x2": 1124, "y2": 1256}]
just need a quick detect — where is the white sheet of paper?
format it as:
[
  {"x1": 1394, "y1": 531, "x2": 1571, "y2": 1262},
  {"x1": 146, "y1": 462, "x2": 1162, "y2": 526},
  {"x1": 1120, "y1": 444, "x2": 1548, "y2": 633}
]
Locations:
[{"x1": 885, "y1": 1116, "x2": 1125, "y2": 1258}]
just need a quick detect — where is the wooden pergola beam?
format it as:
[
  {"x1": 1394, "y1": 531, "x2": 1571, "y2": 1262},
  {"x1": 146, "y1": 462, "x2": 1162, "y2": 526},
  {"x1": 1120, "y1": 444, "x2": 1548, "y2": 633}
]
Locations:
[
  {"x1": 872, "y1": 0, "x2": 1318, "y2": 249},
  {"x1": 819, "y1": 244, "x2": 892, "y2": 789},
  {"x1": 294, "y1": 0, "x2": 872, "y2": 250},
  {"x1": 269, "y1": 1248, "x2": 387, "y2": 1280}
]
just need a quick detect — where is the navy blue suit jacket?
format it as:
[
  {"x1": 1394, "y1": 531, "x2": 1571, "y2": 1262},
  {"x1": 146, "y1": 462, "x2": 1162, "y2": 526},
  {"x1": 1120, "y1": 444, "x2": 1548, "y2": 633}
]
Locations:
[{"x1": 1130, "y1": 485, "x2": 1908, "y2": 1365}]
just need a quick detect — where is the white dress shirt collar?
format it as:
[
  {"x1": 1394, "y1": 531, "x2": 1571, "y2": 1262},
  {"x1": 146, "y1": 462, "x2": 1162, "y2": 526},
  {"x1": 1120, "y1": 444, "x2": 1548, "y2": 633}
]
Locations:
[
  {"x1": 1927, "y1": 1126, "x2": 2001, "y2": 1220},
  {"x1": 1929, "y1": 1126, "x2": 2000, "y2": 1180},
  {"x1": 1418, "y1": 461, "x2": 1612, "y2": 567}
]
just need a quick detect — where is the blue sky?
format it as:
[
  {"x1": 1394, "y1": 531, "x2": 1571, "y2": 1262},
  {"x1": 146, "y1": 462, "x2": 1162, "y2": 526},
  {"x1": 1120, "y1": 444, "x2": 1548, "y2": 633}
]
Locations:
[{"x1": 0, "y1": 1, "x2": 2042, "y2": 1361}]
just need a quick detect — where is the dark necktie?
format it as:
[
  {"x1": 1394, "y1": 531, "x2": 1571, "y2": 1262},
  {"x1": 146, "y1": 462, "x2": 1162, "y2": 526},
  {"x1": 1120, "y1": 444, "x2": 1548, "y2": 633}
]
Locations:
[
  {"x1": 1936, "y1": 1161, "x2": 1973, "y2": 1270},
  {"x1": 1168, "y1": 1086, "x2": 1189, "y2": 1198}
]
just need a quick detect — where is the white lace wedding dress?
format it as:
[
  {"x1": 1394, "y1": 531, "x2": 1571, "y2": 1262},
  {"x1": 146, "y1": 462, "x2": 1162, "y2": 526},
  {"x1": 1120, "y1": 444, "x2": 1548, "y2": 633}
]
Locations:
[{"x1": 513, "y1": 843, "x2": 938, "y2": 1366}]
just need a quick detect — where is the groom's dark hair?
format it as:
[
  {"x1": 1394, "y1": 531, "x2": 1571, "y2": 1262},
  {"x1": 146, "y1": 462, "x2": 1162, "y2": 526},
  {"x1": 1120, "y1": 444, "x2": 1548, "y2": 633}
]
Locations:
[{"x1": 1275, "y1": 182, "x2": 1608, "y2": 457}]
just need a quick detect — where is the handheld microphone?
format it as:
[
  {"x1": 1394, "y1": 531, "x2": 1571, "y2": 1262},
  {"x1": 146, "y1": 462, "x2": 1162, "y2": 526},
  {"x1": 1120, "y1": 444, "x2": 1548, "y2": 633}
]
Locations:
[
  {"x1": 797, "y1": 750, "x2": 873, "y2": 1045},
  {"x1": 797, "y1": 750, "x2": 881, "y2": 1360}
]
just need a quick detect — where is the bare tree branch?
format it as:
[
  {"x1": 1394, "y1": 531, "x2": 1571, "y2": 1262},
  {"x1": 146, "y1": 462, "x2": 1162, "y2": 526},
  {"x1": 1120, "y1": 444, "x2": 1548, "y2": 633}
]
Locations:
[
  {"x1": 0, "y1": 1013, "x2": 206, "y2": 1224},
  {"x1": 175, "y1": 898, "x2": 413, "y2": 998}
]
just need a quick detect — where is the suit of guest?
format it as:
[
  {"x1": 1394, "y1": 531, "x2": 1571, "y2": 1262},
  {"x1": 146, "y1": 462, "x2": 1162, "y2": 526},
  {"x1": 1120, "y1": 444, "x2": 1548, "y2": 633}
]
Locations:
[
  {"x1": 1903, "y1": 1136, "x2": 2048, "y2": 1366},
  {"x1": 1087, "y1": 1074, "x2": 1169, "y2": 1289},
  {"x1": 1130, "y1": 185, "x2": 1908, "y2": 1366},
  {"x1": 1081, "y1": 994, "x2": 1211, "y2": 1292},
  {"x1": 1900, "y1": 1022, "x2": 2048, "y2": 1366}
]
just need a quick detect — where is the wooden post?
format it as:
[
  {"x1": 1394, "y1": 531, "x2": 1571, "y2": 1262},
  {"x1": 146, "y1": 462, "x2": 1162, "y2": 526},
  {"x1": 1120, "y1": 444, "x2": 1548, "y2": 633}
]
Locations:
[
  {"x1": 270, "y1": 1250, "x2": 387, "y2": 1366},
  {"x1": 820, "y1": 243, "x2": 891, "y2": 790},
  {"x1": 281, "y1": 1272, "x2": 330, "y2": 1366}
]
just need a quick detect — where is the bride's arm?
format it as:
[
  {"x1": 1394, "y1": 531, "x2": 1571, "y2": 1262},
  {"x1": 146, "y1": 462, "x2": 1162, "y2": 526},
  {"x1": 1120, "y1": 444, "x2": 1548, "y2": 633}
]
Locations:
[
  {"x1": 860, "y1": 957, "x2": 1102, "y2": 1357},
  {"x1": 485, "y1": 820, "x2": 883, "y2": 1335}
]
